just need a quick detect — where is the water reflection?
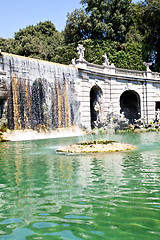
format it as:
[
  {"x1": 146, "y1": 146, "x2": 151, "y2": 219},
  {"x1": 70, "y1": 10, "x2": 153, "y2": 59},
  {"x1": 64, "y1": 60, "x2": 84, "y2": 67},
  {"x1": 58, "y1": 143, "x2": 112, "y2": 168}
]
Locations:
[{"x1": 0, "y1": 133, "x2": 160, "y2": 239}]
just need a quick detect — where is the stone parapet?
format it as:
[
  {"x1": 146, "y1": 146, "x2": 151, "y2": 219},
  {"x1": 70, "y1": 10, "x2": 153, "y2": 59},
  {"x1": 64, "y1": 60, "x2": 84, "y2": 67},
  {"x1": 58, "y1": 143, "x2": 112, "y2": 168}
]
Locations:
[{"x1": 73, "y1": 49, "x2": 160, "y2": 82}]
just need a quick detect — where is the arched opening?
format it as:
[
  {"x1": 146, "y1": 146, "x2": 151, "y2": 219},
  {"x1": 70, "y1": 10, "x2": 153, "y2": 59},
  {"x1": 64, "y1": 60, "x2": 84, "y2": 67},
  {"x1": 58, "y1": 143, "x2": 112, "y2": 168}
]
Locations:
[
  {"x1": 90, "y1": 85, "x2": 103, "y2": 129},
  {"x1": 120, "y1": 90, "x2": 141, "y2": 123},
  {"x1": 0, "y1": 99, "x2": 5, "y2": 119}
]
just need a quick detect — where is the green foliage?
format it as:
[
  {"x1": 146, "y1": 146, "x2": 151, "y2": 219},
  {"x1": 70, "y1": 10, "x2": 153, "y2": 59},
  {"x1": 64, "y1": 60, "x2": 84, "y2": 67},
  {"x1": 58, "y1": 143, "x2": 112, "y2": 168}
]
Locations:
[
  {"x1": 0, "y1": 38, "x2": 17, "y2": 54},
  {"x1": 51, "y1": 43, "x2": 78, "y2": 65},
  {"x1": 0, "y1": 0, "x2": 160, "y2": 72},
  {"x1": 0, "y1": 21, "x2": 64, "y2": 62},
  {"x1": 58, "y1": 39, "x2": 144, "y2": 70},
  {"x1": 126, "y1": 0, "x2": 160, "y2": 71},
  {"x1": 77, "y1": 140, "x2": 117, "y2": 145},
  {"x1": 143, "y1": 0, "x2": 160, "y2": 71},
  {"x1": 81, "y1": 39, "x2": 119, "y2": 64},
  {"x1": 52, "y1": 38, "x2": 144, "y2": 70},
  {"x1": 44, "y1": 38, "x2": 145, "y2": 70},
  {"x1": 64, "y1": 0, "x2": 135, "y2": 43},
  {"x1": 64, "y1": 9, "x2": 91, "y2": 44},
  {"x1": 62, "y1": 0, "x2": 151, "y2": 70},
  {"x1": 114, "y1": 42, "x2": 145, "y2": 70},
  {"x1": 80, "y1": 0, "x2": 132, "y2": 42}
]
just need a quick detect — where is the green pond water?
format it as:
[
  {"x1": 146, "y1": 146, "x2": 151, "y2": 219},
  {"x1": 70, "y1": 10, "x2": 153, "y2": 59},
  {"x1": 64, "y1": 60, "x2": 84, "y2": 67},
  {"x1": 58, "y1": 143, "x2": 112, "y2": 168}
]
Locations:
[{"x1": 0, "y1": 132, "x2": 160, "y2": 240}]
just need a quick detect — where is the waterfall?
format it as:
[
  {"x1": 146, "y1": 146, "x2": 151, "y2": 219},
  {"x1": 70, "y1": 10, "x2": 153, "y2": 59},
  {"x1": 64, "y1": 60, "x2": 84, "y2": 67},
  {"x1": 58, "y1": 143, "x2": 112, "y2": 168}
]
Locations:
[{"x1": 2, "y1": 54, "x2": 80, "y2": 130}]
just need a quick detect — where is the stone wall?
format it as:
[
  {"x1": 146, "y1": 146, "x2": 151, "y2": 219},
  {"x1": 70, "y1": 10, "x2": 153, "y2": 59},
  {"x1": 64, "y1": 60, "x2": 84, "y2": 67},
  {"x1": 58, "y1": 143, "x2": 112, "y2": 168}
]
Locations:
[
  {"x1": 0, "y1": 52, "x2": 80, "y2": 130},
  {"x1": 1, "y1": 47, "x2": 160, "y2": 131},
  {"x1": 72, "y1": 44, "x2": 160, "y2": 129}
]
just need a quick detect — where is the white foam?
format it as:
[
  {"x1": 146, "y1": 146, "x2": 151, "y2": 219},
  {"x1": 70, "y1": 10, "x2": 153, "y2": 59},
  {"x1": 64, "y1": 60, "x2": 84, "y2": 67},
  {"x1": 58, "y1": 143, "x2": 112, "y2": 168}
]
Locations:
[{"x1": 3, "y1": 127, "x2": 85, "y2": 142}]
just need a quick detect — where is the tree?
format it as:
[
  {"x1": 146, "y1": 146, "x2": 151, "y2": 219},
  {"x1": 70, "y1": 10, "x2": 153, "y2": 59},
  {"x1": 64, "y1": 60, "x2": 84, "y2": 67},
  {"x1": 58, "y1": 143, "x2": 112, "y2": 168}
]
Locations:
[
  {"x1": 54, "y1": 38, "x2": 145, "y2": 70},
  {"x1": 0, "y1": 21, "x2": 64, "y2": 62},
  {"x1": 143, "y1": 0, "x2": 160, "y2": 71},
  {"x1": 80, "y1": 0, "x2": 132, "y2": 42},
  {"x1": 0, "y1": 38, "x2": 17, "y2": 54},
  {"x1": 14, "y1": 21, "x2": 64, "y2": 61},
  {"x1": 64, "y1": 9, "x2": 91, "y2": 44},
  {"x1": 1, "y1": 2, "x2": 159, "y2": 72},
  {"x1": 64, "y1": 0, "x2": 134, "y2": 43}
]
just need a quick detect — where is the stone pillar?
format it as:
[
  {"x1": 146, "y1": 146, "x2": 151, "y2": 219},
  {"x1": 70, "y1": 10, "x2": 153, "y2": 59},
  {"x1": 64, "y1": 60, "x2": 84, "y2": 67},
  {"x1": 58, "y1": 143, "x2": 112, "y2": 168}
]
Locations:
[
  {"x1": 75, "y1": 59, "x2": 87, "y2": 69},
  {"x1": 144, "y1": 62, "x2": 152, "y2": 79},
  {"x1": 103, "y1": 77, "x2": 111, "y2": 118},
  {"x1": 79, "y1": 72, "x2": 91, "y2": 129}
]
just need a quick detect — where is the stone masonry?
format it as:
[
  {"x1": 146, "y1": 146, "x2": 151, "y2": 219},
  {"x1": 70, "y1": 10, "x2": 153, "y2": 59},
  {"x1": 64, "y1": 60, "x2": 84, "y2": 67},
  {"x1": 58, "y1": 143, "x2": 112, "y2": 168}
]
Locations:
[{"x1": 0, "y1": 46, "x2": 160, "y2": 130}]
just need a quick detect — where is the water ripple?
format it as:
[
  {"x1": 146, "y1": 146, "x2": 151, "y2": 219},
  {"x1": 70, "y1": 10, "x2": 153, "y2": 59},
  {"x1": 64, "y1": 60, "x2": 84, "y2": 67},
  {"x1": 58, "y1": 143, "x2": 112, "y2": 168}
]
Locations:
[{"x1": 0, "y1": 132, "x2": 160, "y2": 239}]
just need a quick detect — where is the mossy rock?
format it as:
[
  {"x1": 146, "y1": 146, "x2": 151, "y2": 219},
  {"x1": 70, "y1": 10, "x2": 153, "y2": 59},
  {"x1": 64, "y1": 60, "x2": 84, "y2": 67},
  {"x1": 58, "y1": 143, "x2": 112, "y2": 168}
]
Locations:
[{"x1": 56, "y1": 140, "x2": 136, "y2": 153}]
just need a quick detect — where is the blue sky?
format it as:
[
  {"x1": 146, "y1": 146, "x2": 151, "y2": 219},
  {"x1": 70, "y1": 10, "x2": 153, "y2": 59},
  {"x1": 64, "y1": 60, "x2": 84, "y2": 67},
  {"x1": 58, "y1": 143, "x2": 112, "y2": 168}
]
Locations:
[
  {"x1": 0, "y1": 0, "x2": 139, "y2": 39},
  {"x1": 0, "y1": 0, "x2": 81, "y2": 39}
]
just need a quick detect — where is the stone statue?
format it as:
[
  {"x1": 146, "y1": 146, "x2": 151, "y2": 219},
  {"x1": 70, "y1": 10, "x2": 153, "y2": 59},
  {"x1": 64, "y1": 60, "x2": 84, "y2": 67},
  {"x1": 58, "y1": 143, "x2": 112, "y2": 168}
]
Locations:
[
  {"x1": 71, "y1": 58, "x2": 76, "y2": 66},
  {"x1": 77, "y1": 44, "x2": 85, "y2": 61},
  {"x1": 144, "y1": 62, "x2": 152, "y2": 72},
  {"x1": 0, "y1": 77, "x2": 6, "y2": 89},
  {"x1": 102, "y1": 53, "x2": 110, "y2": 66}
]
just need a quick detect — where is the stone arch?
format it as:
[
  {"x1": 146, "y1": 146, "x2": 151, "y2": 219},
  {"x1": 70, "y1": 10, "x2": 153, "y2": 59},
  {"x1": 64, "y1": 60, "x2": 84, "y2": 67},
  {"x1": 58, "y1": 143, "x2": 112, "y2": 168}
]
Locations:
[
  {"x1": 120, "y1": 90, "x2": 141, "y2": 123},
  {"x1": 0, "y1": 99, "x2": 6, "y2": 119},
  {"x1": 90, "y1": 85, "x2": 103, "y2": 129}
]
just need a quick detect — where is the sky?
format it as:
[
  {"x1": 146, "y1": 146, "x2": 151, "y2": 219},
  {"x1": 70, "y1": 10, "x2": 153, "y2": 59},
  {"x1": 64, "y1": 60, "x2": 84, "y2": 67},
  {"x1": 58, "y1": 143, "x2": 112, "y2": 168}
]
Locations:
[
  {"x1": 0, "y1": 0, "x2": 139, "y2": 39},
  {"x1": 0, "y1": 0, "x2": 81, "y2": 39}
]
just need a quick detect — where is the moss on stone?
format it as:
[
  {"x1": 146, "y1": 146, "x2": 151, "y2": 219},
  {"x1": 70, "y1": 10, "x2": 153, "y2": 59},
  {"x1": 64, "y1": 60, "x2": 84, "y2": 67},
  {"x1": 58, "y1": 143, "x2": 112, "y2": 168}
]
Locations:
[{"x1": 56, "y1": 140, "x2": 136, "y2": 153}]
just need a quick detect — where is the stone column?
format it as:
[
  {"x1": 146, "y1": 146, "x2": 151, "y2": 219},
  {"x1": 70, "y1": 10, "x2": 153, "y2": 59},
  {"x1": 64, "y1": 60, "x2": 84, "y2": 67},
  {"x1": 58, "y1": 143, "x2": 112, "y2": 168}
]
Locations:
[{"x1": 78, "y1": 71, "x2": 91, "y2": 129}]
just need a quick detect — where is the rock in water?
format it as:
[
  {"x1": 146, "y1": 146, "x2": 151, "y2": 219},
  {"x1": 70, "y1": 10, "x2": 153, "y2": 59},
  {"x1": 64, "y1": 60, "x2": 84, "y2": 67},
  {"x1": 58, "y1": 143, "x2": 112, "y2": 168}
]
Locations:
[{"x1": 56, "y1": 140, "x2": 136, "y2": 153}]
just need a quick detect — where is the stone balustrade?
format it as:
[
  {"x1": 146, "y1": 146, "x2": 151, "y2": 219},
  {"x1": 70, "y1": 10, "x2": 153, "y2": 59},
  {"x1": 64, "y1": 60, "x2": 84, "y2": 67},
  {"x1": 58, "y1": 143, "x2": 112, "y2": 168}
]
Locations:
[{"x1": 74, "y1": 58, "x2": 160, "y2": 81}]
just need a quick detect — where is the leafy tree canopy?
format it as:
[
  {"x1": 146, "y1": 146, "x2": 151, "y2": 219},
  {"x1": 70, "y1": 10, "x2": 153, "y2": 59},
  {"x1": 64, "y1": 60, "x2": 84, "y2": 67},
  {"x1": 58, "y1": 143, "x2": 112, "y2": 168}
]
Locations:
[
  {"x1": 0, "y1": 21, "x2": 64, "y2": 61},
  {"x1": 65, "y1": 0, "x2": 133, "y2": 43},
  {"x1": 143, "y1": 0, "x2": 160, "y2": 71},
  {"x1": 0, "y1": 1, "x2": 160, "y2": 72}
]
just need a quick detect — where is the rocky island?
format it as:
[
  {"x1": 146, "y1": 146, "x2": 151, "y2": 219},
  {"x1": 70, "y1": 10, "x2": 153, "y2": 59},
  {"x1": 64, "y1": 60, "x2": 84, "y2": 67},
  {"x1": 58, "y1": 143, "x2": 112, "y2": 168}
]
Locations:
[{"x1": 56, "y1": 140, "x2": 136, "y2": 153}]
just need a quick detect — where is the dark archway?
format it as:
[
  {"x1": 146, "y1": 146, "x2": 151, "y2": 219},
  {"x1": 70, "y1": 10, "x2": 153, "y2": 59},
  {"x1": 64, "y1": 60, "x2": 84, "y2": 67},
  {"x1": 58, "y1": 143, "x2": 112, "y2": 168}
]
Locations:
[
  {"x1": 0, "y1": 99, "x2": 5, "y2": 119},
  {"x1": 90, "y1": 85, "x2": 103, "y2": 129},
  {"x1": 155, "y1": 101, "x2": 160, "y2": 111},
  {"x1": 120, "y1": 90, "x2": 141, "y2": 123}
]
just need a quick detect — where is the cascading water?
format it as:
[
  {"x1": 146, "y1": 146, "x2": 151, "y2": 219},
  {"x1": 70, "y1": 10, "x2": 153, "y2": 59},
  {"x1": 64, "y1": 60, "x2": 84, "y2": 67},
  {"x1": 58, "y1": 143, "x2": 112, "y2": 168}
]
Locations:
[{"x1": 2, "y1": 54, "x2": 80, "y2": 131}]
